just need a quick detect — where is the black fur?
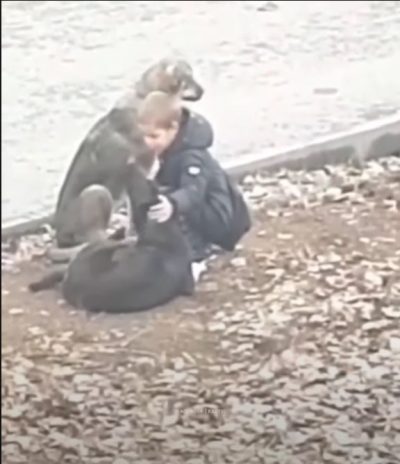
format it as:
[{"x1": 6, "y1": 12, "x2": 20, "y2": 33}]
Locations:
[
  {"x1": 28, "y1": 265, "x2": 67, "y2": 293},
  {"x1": 29, "y1": 162, "x2": 194, "y2": 314}
]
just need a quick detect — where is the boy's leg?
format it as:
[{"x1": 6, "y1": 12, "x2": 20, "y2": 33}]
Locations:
[
  {"x1": 191, "y1": 181, "x2": 251, "y2": 252},
  {"x1": 181, "y1": 220, "x2": 213, "y2": 263},
  {"x1": 190, "y1": 206, "x2": 230, "y2": 252},
  {"x1": 178, "y1": 215, "x2": 213, "y2": 283}
]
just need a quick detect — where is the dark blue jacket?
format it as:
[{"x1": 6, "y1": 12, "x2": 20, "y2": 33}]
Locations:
[{"x1": 156, "y1": 108, "x2": 251, "y2": 256}]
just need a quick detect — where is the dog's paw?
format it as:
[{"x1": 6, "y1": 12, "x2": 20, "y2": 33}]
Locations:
[{"x1": 28, "y1": 281, "x2": 43, "y2": 293}]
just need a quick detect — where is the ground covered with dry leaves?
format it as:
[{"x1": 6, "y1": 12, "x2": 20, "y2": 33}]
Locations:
[{"x1": 2, "y1": 156, "x2": 400, "y2": 464}]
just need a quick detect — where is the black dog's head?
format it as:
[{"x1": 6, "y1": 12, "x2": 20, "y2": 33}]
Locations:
[
  {"x1": 124, "y1": 161, "x2": 184, "y2": 250},
  {"x1": 124, "y1": 160, "x2": 159, "y2": 229},
  {"x1": 135, "y1": 58, "x2": 204, "y2": 102},
  {"x1": 136, "y1": 180, "x2": 161, "y2": 221}
]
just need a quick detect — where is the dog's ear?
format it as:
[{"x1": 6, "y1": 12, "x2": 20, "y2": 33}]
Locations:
[
  {"x1": 165, "y1": 59, "x2": 193, "y2": 77},
  {"x1": 165, "y1": 63, "x2": 176, "y2": 77}
]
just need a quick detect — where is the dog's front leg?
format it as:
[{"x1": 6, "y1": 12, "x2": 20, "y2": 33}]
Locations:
[{"x1": 47, "y1": 243, "x2": 86, "y2": 264}]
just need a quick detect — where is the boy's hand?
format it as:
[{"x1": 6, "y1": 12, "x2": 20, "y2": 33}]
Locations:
[{"x1": 148, "y1": 195, "x2": 174, "y2": 223}]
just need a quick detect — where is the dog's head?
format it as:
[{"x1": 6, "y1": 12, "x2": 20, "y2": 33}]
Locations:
[
  {"x1": 125, "y1": 159, "x2": 160, "y2": 210},
  {"x1": 136, "y1": 58, "x2": 204, "y2": 102}
]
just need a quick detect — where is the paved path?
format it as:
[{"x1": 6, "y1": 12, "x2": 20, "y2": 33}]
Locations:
[{"x1": 2, "y1": 0, "x2": 400, "y2": 226}]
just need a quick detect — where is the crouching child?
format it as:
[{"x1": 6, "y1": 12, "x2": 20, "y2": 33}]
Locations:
[{"x1": 136, "y1": 91, "x2": 251, "y2": 280}]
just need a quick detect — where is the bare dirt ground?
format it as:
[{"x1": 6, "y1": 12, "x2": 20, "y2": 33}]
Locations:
[{"x1": 2, "y1": 156, "x2": 400, "y2": 464}]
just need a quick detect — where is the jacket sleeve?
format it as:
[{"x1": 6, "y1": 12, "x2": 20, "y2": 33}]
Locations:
[{"x1": 167, "y1": 151, "x2": 209, "y2": 215}]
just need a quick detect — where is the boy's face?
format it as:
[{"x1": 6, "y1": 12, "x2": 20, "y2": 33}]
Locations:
[{"x1": 139, "y1": 122, "x2": 179, "y2": 158}]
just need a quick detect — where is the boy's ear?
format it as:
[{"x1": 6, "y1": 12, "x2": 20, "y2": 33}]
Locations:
[{"x1": 171, "y1": 120, "x2": 179, "y2": 132}]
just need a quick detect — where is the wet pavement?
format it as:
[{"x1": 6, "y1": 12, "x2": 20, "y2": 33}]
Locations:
[{"x1": 2, "y1": 0, "x2": 400, "y2": 226}]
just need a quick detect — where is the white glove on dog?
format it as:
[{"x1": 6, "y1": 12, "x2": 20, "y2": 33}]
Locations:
[{"x1": 148, "y1": 195, "x2": 174, "y2": 223}]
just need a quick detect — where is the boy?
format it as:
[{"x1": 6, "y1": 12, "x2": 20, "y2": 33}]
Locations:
[{"x1": 136, "y1": 91, "x2": 251, "y2": 280}]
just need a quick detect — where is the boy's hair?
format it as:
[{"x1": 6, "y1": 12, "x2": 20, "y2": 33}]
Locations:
[{"x1": 137, "y1": 91, "x2": 182, "y2": 129}]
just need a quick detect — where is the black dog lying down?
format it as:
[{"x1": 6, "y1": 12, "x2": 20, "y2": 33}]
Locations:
[{"x1": 29, "y1": 162, "x2": 195, "y2": 313}]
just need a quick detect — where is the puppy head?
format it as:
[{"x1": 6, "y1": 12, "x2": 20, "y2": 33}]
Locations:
[{"x1": 136, "y1": 58, "x2": 204, "y2": 102}]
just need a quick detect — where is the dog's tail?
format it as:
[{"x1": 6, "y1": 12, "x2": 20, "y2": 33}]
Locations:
[{"x1": 28, "y1": 266, "x2": 67, "y2": 293}]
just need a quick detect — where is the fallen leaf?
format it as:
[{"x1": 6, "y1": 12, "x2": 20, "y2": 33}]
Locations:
[{"x1": 8, "y1": 308, "x2": 25, "y2": 315}]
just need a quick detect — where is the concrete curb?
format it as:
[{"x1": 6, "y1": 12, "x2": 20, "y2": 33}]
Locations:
[
  {"x1": 2, "y1": 114, "x2": 400, "y2": 241},
  {"x1": 224, "y1": 113, "x2": 400, "y2": 178}
]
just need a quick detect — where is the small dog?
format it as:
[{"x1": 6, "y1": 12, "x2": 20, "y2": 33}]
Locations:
[
  {"x1": 29, "y1": 160, "x2": 195, "y2": 313},
  {"x1": 53, "y1": 57, "x2": 204, "y2": 249}
]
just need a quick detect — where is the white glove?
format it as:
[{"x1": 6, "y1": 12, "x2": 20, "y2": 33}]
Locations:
[
  {"x1": 191, "y1": 260, "x2": 208, "y2": 283},
  {"x1": 148, "y1": 195, "x2": 174, "y2": 223}
]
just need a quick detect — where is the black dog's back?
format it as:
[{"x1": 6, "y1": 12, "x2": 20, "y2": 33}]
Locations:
[
  {"x1": 61, "y1": 162, "x2": 194, "y2": 313},
  {"x1": 63, "y1": 238, "x2": 193, "y2": 313}
]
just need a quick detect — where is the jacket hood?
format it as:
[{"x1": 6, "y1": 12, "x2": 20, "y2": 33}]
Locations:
[{"x1": 167, "y1": 108, "x2": 214, "y2": 154}]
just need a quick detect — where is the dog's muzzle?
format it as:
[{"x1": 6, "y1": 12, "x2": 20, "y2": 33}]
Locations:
[{"x1": 182, "y1": 81, "x2": 204, "y2": 101}]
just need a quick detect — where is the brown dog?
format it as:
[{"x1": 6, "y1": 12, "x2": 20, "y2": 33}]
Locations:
[{"x1": 52, "y1": 58, "x2": 204, "y2": 252}]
